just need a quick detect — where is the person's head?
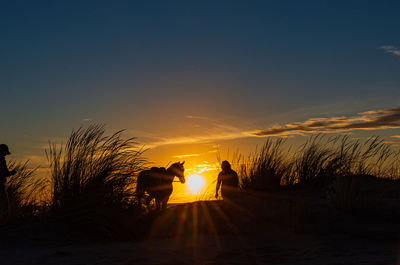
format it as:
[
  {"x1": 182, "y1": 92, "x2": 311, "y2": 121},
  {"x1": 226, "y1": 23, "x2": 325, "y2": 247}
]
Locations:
[
  {"x1": 221, "y1": 160, "x2": 231, "y2": 172},
  {"x1": 0, "y1": 144, "x2": 11, "y2": 157}
]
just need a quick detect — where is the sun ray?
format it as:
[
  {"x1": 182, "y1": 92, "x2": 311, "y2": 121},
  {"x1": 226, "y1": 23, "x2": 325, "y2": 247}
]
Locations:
[
  {"x1": 209, "y1": 201, "x2": 240, "y2": 235},
  {"x1": 192, "y1": 202, "x2": 198, "y2": 244},
  {"x1": 199, "y1": 202, "x2": 221, "y2": 249}
]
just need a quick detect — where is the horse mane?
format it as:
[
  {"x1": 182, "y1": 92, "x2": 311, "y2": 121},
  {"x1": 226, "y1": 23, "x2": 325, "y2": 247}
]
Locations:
[
  {"x1": 149, "y1": 162, "x2": 184, "y2": 176},
  {"x1": 167, "y1": 162, "x2": 182, "y2": 169},
  {"x1": 150, "y1": 167, "x2": 167, "y2": 174}
]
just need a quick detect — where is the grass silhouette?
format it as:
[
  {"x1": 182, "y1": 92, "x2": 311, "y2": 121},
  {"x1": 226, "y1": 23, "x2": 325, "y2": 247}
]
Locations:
[
  {"x1": 47, "y1": 124, "x2": 146, "y2": 212},
  {"x1": 6, "y1": 161, "x2": 47, "y2": 221},
  {"x1": 43, "y1": 125, "x2": 147, "y2": 239},
  {"x1": 217, "y1": 135, "x2": 400, "y2": 213},
  {"x1": 239, "y1": 138, "x2": 292, "y2": 191},
  {"x1": 231, "y1": 135, "x2": 400, "y2": 190}
]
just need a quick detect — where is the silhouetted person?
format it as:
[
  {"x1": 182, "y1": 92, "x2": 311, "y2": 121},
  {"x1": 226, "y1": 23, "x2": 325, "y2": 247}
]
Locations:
[
  {"x1": 215, "y1": 160, "x2": 239, "y2": 200},
  {"x1": 0, "y1": 144, "x2": 16, "y2": 220}
]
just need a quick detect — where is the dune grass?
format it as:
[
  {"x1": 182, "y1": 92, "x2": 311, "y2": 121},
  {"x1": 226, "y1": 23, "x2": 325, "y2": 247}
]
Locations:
[
  {"x1": 292, "y1": 135, "x2": 399, "y2": 185},
  {"x1": 6, "y1": 161, "x2": 48, "y2": 220},
  {"x1": 239, "y1": 138, "x2": 292, "y2": 191},
  {"x1": 0, "y1": 125, "x2": 148, "y2": 238},
  {"x1": 39, "y1": 125, "x2": 146, "y2": 238},
  {"x1": 46, "y1": 125, "x2": 146, "y2": 212},
  {"x1": 235, "y1": 135, "x2": 400, "y2": 191},
  {"x1": 227, "y1": 135, "x2": 400, "y2": 213}
]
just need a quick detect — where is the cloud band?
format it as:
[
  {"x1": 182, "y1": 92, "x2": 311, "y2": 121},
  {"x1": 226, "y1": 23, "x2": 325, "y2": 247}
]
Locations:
[{"x1": 250, "y1": 107, "x2": 400, "y2": 137}]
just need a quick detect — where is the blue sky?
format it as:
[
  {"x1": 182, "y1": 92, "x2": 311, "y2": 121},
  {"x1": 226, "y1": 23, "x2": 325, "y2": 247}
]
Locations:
[{"x1": 1, "y1": 0, "x2": 400, "y2": 166}]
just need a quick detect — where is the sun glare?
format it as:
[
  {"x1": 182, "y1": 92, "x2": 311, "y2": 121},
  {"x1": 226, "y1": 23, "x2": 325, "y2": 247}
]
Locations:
[{"x1": 186, "y1": 174, "x2": 205, "y2": 195}]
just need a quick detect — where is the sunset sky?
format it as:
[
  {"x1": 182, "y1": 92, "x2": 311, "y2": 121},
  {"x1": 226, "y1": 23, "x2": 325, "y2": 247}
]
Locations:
[{"x1": 2, "y1": 1, "x2": 400, "y2": 201}]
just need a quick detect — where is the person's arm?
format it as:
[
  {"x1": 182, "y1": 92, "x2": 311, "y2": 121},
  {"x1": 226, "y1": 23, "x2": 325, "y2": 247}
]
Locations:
[
  {"x1": 0, "y1": 158, "x2": 16, "y2": 178},
  {"x1": 233, "y1": 171, "x2": 239, "y2": 189},
  {"x1": 215, "y1": 173, "x2": 222, "y2": 198}
]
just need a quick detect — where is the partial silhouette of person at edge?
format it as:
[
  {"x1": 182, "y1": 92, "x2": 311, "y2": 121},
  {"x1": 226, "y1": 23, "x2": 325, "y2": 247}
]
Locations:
[
  {"x1": 0, "y1": 144, "x2": 16, "y2": 221},
  {"x1": 215, "y1": 160, "x2": 239, "y2": 200}
]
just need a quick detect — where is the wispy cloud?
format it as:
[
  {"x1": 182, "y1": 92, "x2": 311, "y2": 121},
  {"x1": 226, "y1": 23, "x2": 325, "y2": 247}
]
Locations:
[
  {"x1": 386, "y1": 135, "x2": 400, "y2": 144},
  {"x1": 184, "y1": 115, "x2": 210, "y2": 120},
  {"x1": 174, "y1": 150, "x2": 217, "y2": 159},
  {"x1": 138, "y1": 115, "x2": 249, "y2": 148},
  {"x1": 185, "y1": 161, "x2": 220, "y2": 174},
  {"x1": 174, "y1": 153, "x2": 201, "y2": 159},
  {"x1": 147, "y1": 132, "x2": 247, "y2": 148},
  {"x1": 380, "y1": 45, "x2": 400, "y2": 56},
  {"x1": 249, "y1": 107, "x2": 400, "y2": 137},
  {"x1": 129, "y1": 107, "x2": 400, "y2": 148}
]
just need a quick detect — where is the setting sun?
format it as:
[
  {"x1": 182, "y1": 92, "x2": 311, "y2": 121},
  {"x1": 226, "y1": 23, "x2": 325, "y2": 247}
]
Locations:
[{"x1": 186, "y1": 174, "x2": 205, "y2": 195}]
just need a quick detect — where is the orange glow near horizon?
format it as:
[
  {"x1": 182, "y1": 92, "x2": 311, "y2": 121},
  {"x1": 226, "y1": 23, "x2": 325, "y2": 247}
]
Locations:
[{"x1": 170, "y1": 161, "x2": 220, "y2": 203}]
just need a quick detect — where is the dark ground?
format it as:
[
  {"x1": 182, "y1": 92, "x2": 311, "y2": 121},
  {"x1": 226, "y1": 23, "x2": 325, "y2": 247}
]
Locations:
[{"x1": 1, "y1": 191, "x2": 399, "y2": 265}]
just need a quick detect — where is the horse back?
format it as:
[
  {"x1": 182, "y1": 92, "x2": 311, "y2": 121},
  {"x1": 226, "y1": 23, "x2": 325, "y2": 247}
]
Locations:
[{"x1": 136, "y1": 168, "x2": 173, "y2": 198}]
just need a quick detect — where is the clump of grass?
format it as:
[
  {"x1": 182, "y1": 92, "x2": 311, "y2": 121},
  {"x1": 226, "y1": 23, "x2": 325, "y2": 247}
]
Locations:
[
  {"x1": 45, "y1": 125, "x2": 147, "y2": 238},
  {"x1": 6, "y1": 162, "x2": 48, "y2": 220},
  {"x1": 240, "y1": 139, "x2": 293, "y2": 191},
  {"x1": 292, "y1": 135, "x2": 399, "y2": 186},
  {"x1": 229, "y1": 134, "x2": 400, "y2": 215},
  {"x1": 0, "y1": 125, "x2": 149, "y2": 239},
  {"x1": 47, "y1": 125, "x2": 146, "y2": 212},
  {"x1": 231, "y1": 135, "x2": 400, "y2": 194}
]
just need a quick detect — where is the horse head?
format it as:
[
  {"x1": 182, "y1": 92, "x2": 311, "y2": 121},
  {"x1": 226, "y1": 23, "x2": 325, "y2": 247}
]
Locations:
[{"x1": 168, "y1": 161, "x2": 186, "y2": 183}]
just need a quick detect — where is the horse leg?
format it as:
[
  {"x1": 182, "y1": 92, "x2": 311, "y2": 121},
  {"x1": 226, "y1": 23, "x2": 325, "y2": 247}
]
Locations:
[{"x1": 161, "y1": 199, "x2": 167, "y2": 210}]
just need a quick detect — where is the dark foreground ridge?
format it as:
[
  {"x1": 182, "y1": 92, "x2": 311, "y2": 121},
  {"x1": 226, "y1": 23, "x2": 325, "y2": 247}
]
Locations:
[{"x1": 1, "y1": 189, "x2": 400, "y2": 265}]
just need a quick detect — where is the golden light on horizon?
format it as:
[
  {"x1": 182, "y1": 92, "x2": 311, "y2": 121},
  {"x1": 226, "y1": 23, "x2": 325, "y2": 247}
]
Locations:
[{"x1": 186, "y1": 174, "x2": 205, "y2": 195}]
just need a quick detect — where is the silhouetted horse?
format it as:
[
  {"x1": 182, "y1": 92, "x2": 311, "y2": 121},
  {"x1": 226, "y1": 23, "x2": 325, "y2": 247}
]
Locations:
[{"x1": 136, "y1": 161, "x2": 185, "y2": 209}]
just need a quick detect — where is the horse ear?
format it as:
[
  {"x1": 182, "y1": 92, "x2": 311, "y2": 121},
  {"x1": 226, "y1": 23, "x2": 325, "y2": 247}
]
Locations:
[{"x1": 181, "y1": 161, "x2": 185, "y2": 165}]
